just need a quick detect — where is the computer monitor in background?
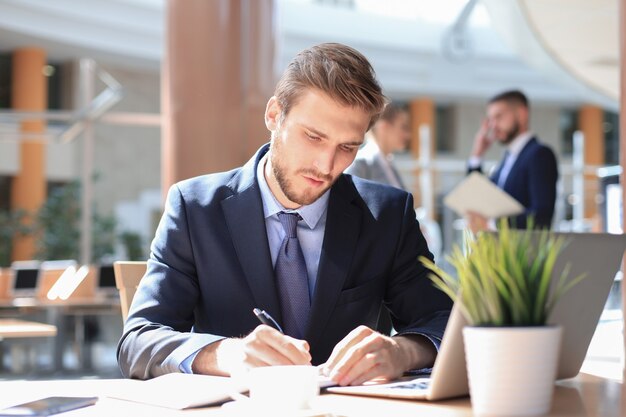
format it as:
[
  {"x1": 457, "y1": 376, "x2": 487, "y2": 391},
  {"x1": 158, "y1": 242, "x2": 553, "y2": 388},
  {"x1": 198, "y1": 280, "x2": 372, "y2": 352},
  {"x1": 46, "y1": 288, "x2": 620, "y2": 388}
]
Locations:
[
  {"x1": 11, "y1": 260, "x2": 41, "y2": 297},
  {"x1": 97, "y1": 264, "x2": 118, "y2": 297}
]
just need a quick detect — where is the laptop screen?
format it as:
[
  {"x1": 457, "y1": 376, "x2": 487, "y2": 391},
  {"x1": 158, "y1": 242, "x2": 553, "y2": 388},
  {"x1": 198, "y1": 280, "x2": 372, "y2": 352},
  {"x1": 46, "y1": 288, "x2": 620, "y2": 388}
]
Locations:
[
  {"x1": 98, "y1": 264, "x2": 116, "y2": 289},
  {"x1": 14, "y1": 268, "x2": 39, "y2": 290}
]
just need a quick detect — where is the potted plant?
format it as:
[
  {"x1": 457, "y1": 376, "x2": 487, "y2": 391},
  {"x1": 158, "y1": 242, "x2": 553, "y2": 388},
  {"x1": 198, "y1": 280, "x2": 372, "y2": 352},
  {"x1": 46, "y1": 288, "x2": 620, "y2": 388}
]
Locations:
[{"x1": 421, "y1": 221, "x2": 584, "y2": 417}]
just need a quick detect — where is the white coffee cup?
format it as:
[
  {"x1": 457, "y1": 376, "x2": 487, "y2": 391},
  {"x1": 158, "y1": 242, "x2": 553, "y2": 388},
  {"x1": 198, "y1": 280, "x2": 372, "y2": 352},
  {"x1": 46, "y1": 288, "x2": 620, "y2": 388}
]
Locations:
[{"x1": 247, "y1": 365, "x2": 320, "y2": 410}]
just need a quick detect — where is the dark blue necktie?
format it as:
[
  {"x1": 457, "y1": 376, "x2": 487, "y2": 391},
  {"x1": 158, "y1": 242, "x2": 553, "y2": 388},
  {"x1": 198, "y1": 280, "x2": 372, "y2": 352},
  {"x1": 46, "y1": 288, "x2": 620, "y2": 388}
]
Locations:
[
  {"x1": 275, "y1": 212, "x2": 310, "y2": 339},
  {"x1": 496, "y1": 150, "x2": 511, "y2": 188}
]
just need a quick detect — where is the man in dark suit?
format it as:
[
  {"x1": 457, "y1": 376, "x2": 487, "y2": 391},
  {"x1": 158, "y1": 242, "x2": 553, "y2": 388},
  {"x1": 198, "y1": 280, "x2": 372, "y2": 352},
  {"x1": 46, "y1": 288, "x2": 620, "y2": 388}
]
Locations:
[
  {"x1": 117, "y1": 43, "x2": 451, "y2": 386},
  {"x1": 466, "y1": 90, "x2": 558, "y2": 231}
]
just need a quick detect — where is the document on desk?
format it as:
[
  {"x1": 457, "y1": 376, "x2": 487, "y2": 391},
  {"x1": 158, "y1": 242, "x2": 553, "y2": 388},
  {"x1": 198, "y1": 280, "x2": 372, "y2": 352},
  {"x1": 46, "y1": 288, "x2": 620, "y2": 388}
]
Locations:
[
  {"x1": 106, "y1": 373, "x2": 247, "y2": 409},
  {"x1": 106, "y1": 372, "x2": 335, "y2": 409},
  {"x1": 443, "y1": 172, "x2": 524, "y2": 219}
]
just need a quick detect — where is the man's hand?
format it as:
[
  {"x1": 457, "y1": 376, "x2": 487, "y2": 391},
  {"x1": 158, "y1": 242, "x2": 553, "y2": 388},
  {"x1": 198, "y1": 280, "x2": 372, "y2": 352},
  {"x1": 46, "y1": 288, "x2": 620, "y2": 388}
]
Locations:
[
  {"x1": 192, "y1": 325, "x2": 311, "y2": 376},
  {"x1": 321, "y1": 326, "x2": 436, "y2": 386},
  {"x1": 470, "y1": 118, "x2": 494, "y2": 158},
  {"x1": 465, "y1": 211, "x2": 490, "y2": 234}
]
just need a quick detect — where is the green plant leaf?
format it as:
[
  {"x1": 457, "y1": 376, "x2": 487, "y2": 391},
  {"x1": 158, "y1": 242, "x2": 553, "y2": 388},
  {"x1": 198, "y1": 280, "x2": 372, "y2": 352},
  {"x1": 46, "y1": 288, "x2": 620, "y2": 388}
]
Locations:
[{"x1": 420, "y1": 218, "x2": 584, "y2": 326}]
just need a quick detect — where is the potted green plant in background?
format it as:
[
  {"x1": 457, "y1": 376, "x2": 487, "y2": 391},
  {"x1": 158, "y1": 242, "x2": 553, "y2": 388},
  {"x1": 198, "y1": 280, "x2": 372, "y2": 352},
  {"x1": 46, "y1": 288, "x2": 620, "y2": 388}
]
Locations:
[
  {"x1": 0, "y1": 209, "x2": 32, "y2": 299},
  {"x1": 421, "y1": 222, "x2": 584, "y2": 417}
]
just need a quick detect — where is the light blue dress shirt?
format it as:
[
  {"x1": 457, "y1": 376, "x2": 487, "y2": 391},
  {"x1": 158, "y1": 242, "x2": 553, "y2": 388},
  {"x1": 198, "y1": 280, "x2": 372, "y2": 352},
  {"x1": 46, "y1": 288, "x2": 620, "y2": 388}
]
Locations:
[
  {"x1": 255, "y1": 154, "x2": 329, "y2": 298},
  {"x1": 180, "y1": 155, "x2": 329, "y2": 373}
]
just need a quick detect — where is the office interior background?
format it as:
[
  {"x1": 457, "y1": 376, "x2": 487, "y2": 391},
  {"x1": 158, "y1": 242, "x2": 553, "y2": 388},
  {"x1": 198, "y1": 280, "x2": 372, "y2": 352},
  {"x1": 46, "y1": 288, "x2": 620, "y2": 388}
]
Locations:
[{"x1": 0, "y1": 0, "x2": 622, "y2": 379}]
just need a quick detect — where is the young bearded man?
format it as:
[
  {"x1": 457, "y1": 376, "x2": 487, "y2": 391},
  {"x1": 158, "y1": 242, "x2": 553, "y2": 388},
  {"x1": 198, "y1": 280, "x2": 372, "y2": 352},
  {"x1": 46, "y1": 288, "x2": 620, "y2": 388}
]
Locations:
[{"x1": 118, "y1": 43, "x2": 451, "y2": 386}]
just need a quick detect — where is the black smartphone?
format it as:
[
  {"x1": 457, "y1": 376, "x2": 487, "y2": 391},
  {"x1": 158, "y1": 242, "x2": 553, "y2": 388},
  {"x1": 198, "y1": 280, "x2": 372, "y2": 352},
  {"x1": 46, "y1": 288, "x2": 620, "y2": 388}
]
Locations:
[{"x1": 0, "y1": 396, "x2": 98, "y2": 416}]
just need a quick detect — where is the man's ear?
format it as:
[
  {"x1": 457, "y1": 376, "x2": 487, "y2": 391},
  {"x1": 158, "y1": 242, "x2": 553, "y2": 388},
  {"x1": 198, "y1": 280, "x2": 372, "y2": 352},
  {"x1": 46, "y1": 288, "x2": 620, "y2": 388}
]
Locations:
[
  {"x1": 517, "y1": 105, "x2": 530, "y2": 128},
  {"x1": 265, "y1": 96, "x2": 281, "y2": 131}
]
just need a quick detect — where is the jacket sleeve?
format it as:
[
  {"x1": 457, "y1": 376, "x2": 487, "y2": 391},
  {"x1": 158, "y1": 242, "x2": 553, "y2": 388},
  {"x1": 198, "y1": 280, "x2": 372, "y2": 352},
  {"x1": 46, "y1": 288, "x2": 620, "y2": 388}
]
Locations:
[
  {"x1": 385, "y1": 193, "x2": 453, "y2": 346},
  {"x1": 116, "y1": 184, "x2": 223, "y2": 380}
]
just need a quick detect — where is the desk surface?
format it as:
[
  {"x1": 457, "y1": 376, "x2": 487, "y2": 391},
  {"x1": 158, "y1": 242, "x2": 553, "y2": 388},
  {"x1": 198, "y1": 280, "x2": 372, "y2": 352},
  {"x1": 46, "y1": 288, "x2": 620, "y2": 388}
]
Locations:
[
  {"x1": 0, "y1": 318, "x2": 57, "y2": 339},
  {"x1": 0, "y1": 296, "x2": 120, "y2": 309},
  {"x1": 0, "y1": 373, "x2": 621, "y2": 416}
]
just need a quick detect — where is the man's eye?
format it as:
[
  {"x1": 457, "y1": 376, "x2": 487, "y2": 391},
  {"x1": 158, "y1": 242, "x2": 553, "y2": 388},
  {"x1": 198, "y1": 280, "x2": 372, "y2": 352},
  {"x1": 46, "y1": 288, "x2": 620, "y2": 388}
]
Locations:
[{"x1": 306, "y1": 133, "x2": 321, "y2": 141}]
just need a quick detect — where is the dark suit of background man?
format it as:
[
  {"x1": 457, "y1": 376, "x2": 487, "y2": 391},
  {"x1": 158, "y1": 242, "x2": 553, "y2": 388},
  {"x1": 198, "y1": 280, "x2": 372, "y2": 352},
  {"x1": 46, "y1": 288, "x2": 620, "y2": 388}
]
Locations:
[
  {"x1": 466, "y1": 90, "x2": 558, "y2": 232},
  {"x1": 117, "y1": 43, "x2": 452, "y2": 385}
]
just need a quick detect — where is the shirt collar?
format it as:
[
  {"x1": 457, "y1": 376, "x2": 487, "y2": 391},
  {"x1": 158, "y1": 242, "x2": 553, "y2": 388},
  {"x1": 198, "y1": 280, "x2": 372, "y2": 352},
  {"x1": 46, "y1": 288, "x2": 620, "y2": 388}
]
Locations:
[
  {"x1": 506, "y1": 131, "x2": 534, "y2": 156},
  {"x1": 255, "y1": 154, "x2": 329, "y2": 229}
]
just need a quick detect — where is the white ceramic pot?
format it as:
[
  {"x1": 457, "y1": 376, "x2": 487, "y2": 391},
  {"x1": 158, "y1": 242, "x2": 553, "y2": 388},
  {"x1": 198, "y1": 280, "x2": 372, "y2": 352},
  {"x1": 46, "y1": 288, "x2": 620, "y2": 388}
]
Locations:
[{"x1": 463, "y1": 325, "x2": 562, "y2": 417}]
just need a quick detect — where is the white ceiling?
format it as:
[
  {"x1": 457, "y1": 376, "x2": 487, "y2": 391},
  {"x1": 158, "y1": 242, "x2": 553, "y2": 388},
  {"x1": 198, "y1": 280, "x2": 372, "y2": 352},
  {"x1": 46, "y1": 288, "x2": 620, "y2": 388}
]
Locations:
[
  {"x1": 522, "y1": 0, "x2": 618, "y2": 100},
  {"x1": 482, "y1": 0, "x2": 618, "y2": 103},
  {"x1": 0, "y1": 0, "x2": 163, "y2": 70},
  {"x1": 0, "y1": 0, "x2": 618, "y2": 108}
]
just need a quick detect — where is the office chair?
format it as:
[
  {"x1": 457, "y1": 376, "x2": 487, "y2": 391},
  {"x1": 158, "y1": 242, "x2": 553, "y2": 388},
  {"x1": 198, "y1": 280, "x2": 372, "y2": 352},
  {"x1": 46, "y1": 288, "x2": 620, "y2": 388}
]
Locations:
[{"x1": 113, "y1": 261, "x2": 147, "y2": 322}]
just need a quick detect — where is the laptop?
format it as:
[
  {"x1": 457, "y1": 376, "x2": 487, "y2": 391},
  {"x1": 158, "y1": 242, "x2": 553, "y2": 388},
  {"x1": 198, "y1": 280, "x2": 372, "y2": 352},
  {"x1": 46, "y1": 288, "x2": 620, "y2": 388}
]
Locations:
[
  {"x1": 10, "y1": 260, "x2": 41, "y2": 298},
  {"x1": 327, "y1": 232, "x2": 626, "y2": 401},
  {"x1": 96, "y1": 264, "x2": 118, "y2": 298}
]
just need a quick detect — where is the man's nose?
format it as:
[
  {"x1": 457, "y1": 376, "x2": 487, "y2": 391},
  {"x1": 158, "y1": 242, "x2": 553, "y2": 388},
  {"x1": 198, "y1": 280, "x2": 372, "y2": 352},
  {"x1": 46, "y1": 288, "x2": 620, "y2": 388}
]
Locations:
[{"x1": 314, "y1": 149, "x2": 335, "y2": 175}]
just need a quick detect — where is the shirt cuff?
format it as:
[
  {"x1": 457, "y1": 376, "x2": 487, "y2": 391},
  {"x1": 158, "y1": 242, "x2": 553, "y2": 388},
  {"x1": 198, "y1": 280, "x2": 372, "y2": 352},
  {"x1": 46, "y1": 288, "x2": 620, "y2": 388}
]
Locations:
[
  {"x1": 178, "y1": 337, "x2": 226, "y2": 374},
  {"x1": 393, "y1": 332, "x2": 442, "y2": 376},
  {"x1": 179, "y1": 349, "x2": 202, "y2": 374},
  {"x1": 467, "y1": 156, "x2": 482, "y2": 169}
]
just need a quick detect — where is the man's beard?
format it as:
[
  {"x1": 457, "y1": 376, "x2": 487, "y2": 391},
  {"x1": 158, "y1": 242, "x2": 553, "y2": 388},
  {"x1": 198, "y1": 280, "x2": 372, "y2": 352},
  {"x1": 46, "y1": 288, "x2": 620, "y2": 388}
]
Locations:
[
  {"x1": 501, "y1": 120, "x2": 521, "y2": 145},
  {"x1": 270, "y1": 137, "x2": 334, "y2": 206}
]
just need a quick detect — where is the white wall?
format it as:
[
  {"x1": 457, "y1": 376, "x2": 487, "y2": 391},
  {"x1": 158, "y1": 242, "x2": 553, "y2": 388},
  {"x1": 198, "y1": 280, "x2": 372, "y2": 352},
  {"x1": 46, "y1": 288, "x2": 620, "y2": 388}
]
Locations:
[{"x1": 450, "y1": 101, "x2": 563, "y2": 162}]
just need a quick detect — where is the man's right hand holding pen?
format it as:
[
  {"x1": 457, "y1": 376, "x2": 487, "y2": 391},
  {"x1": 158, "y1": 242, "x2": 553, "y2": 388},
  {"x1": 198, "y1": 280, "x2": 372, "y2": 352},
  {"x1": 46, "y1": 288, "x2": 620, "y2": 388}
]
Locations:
[{"x1": 191, "y1": 309, "x2": 311, "y2": 376}]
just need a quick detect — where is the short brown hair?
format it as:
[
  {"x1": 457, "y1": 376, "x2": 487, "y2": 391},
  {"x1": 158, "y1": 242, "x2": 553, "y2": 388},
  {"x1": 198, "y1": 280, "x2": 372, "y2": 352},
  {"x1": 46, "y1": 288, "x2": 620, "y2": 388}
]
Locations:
[
  {"x1": 274, "y1": 43, "x2": 387, "y2": 129},
  {"x1": 378, "y1": 102, "x2": 407, "y2": 123},
  {"x1": 489, "y1": 90, "x2": 529, "y2": 109}
]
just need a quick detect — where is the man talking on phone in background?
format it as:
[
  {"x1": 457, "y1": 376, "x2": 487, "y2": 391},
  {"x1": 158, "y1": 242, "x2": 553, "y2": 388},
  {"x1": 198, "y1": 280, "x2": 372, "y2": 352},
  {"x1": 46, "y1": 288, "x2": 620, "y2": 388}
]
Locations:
[
  {"x1": 117, "y1": 43, "x2": 451, "y2": 386},
  {"x1": 466, "y1": 90, "x2": 558, "y2": 232}
]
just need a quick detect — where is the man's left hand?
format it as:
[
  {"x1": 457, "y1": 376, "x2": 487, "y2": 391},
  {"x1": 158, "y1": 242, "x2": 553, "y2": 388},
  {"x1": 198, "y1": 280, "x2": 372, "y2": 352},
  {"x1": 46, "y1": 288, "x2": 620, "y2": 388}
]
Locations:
[{"x1": 321, "y1": 326, "x2": 436, "y2": 386}]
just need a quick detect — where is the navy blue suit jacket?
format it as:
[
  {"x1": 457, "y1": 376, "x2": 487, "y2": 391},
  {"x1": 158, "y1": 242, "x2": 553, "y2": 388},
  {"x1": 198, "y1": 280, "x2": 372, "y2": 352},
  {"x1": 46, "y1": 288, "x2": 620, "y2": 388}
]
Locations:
[
  {"x1": 118, "y1": 144, "x2": 452, "y2": 379},
  {"x1": 470, "y1": 138, "x2": 558, "y2": 229}
]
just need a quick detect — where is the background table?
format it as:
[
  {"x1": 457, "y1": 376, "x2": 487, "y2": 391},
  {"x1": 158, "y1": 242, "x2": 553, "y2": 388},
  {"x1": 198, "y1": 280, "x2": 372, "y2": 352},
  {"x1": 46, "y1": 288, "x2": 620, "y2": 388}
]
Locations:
[
  {"x1": 0, "y1": 318, "x2": 57, "y2": 339},
  {"x1": 0, "y1": 297, "x2": 120, "y2": 372},
  {"x1": 0, "y1": 318, "x2": 57, "y2": 373}
]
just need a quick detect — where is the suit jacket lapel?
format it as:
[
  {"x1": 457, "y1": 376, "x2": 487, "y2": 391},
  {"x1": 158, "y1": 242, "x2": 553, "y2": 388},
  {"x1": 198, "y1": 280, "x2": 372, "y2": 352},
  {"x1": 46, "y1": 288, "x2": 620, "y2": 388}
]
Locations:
[
  {"x1": 500, "y1": 137, "x2": 537, "y2": 189},
  {"x1": 221, "y1": 145, "x2": 282, "y2": 321},
  {"x1": 305, "y1": 176, "x2": 361, "y2": 345}
]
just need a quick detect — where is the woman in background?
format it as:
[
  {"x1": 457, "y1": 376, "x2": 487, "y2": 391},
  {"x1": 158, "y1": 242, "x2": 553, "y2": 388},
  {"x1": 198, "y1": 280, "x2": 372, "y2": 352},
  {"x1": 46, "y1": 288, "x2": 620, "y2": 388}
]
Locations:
[{"x1": 345, "y1": 103, "x2": 410, "y2": 190}]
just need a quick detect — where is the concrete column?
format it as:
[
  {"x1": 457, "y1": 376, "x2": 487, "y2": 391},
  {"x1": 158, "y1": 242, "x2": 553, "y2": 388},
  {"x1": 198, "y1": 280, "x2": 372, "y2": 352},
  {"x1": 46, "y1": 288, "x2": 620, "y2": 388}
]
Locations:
[
  {"x1": 578, "y1": 105, "x2": 604, "y2": 223},
  {"x1": 162, "y1": 0, "x2": 275, "y2": 195},
  {"x1": 409, "y1": 98, "x2": 436, "y2": 210},
  {"x1": 10, "y1": 48, "x2": 47, "y2": 261}
]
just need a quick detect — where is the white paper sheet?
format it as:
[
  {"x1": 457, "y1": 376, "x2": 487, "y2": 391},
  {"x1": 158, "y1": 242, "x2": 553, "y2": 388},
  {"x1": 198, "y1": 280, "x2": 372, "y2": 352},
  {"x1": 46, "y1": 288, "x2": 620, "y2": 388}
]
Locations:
[{"x1": 443, "y1": 172, "x2": 524, "y2": 219}]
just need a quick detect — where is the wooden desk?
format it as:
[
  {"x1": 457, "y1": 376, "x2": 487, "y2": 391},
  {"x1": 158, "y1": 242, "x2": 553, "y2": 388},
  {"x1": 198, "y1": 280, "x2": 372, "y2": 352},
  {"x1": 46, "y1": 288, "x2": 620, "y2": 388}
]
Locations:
[
  {"x1": 0, "y1": 319, "x2": 57, "y2": 373},
  {"x1": 0, "y1": 319, "x2": 57, "y2": 339},
  {"x1": 0, "y1": 373, "x2": 621, "y2": 416},
  {"x1": 0, "y1": 297, "x2": 120, "y2": 371}
]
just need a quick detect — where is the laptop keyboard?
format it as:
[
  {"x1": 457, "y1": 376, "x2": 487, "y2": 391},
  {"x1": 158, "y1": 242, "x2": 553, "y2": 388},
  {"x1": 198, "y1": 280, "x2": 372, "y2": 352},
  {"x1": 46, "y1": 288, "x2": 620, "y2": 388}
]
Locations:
[{"x1": 388, "y1": 379, "x2": 431, "y2": 390}]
